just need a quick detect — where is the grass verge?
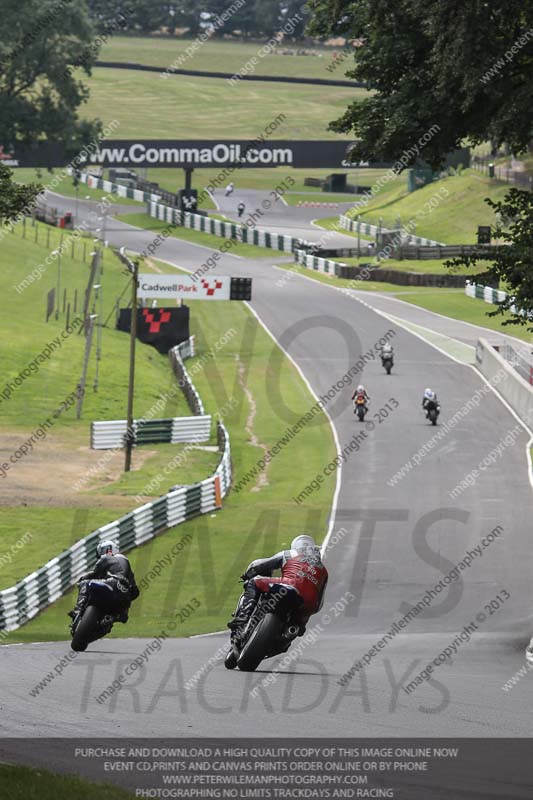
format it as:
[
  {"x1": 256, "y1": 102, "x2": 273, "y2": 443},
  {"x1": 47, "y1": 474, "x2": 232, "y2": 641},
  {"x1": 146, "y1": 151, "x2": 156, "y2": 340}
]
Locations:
[
  {"x1": 117, "y1": 212, "x2": 286, "y2": 257},
  {"x1": 0, "y1": 765, "x2": 134, "y2": 800}
]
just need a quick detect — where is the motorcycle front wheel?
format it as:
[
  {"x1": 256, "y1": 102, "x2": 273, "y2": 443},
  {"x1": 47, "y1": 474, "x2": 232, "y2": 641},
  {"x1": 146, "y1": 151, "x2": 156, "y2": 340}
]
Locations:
[
  {"x1": 71, "y1": 605, "x2": 100, "y2": 652},
  {"x1": 237, "y1": 613, "x2": 283, "y2": 672}
]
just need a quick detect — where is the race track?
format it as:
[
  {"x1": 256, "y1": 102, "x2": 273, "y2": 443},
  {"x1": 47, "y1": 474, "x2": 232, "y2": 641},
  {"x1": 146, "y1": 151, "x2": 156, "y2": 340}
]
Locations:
[{"x1": 2, "y1": 194, "x2": 533, "y2": 743}]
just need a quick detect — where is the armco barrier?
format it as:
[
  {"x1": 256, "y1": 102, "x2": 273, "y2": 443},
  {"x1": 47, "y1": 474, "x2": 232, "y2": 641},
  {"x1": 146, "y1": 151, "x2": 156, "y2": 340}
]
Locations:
[
  {"x1": 79, "y1": 171, "x2": 161, "y2": 204},
  {"x1": 0, "y1": 338, "x2": 232, "y2": 634},
  {"x1": 294, "y1": 249, "x2": 490, "y2": 287},
  {"x1": 169, "y1": 344, "x2": 205, "y2": 415},
  {"x1": 148, "y1": 200, "x2": 308, "y2": 254},
  {"x1": 91, "y1": 416, "x2": 212, "y2": 449},
  {"x1": 339, "y1": 214, "x2": 444, "y2": 247},
  {"x1": 465, "y1": 281, "x2": 521, "y2": 312},
  {"x1": 475, "y1": 338, "x2": 533, "y2": 425}
]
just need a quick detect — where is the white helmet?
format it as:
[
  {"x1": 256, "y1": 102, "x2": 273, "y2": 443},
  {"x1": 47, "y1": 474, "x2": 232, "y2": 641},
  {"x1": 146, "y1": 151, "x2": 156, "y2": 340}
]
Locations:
[
  {"x1": 357, "y1": 384, "x2": 365, "y2": 393},
  {"x1": 291, "y1": 534, "x2": 316, "y2": 553},
  {"x1": 424, "y1": 388, "x2": 435, "y2": 400},
  {"x1": 97, "y1": 540, "x2": 118, "y2": 558}
]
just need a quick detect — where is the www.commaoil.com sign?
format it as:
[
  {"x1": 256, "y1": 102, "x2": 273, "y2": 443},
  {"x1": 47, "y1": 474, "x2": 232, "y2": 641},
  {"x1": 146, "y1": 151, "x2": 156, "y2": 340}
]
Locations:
[{"x1": 12, "y1": 140, "x2": 393, "y2": 169}]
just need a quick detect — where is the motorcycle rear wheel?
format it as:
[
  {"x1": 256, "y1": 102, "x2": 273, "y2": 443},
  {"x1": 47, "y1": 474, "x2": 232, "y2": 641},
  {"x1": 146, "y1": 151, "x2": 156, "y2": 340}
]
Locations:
[
  {"x1": 224, "y1": 645, "x2": 239, "y2": 670},
  {"x1": 71, "y1": 605, "x2": 100, "y2": 652},
  {"x1": 237, "y1": 613, "x2": 283, "y2": 672}
]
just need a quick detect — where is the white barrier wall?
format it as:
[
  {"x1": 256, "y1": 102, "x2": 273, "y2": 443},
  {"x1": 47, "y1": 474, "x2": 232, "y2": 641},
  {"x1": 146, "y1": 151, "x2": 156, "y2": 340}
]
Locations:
[{"x1": 475, "y1": 338, "x2": 533, "y2": 425}]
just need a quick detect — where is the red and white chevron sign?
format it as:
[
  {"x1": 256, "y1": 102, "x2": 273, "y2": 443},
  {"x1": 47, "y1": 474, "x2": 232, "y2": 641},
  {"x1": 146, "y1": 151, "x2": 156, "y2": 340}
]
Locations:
[{"x1": 138, "y1": 274, "x2": 230, "y2": 300}]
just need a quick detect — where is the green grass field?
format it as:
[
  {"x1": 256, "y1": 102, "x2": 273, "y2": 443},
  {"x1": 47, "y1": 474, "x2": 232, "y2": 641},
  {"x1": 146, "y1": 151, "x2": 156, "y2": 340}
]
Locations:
[
  {"x1": 101, "y1": 36, "x2": 353, "y2": 81},
  {"x1": 141, "y1": 167, "x2": 384, "y2": 199},
  {"x1": 0, "y1": 223, "x2": 190, "y2": 431},
  {"x1": 0, "y1": 765, "x2": 134, "y2": 800},
  {"x1": 80, "y1": 68, "x2": 362, "y2": 140},
  {"x1": 116, "y1": 212, "x2": 287, "y2": 257},
  {"x1": 347, "y1": 169, "x2": 512, "y2": 244}
]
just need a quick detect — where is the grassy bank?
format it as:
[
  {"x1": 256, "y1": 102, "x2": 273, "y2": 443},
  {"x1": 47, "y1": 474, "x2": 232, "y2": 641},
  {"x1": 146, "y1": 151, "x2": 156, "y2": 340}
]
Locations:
[
  {"x1": 347, "y1": 170, "x2": 511, "y2": 244},
  {"x1": 81, "y1": 68, "x2": 362, "y2": 140}
]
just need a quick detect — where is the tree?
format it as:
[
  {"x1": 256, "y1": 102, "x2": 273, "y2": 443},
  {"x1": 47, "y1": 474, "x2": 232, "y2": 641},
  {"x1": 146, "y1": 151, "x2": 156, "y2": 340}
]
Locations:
[
  {"x1": 307, "y1": 0, "x2": 533, "y2": 168},
  {"x1": 0, "y1": 0, "x2": 101, "y2": 157},
  {"x1": 447, "y1": 189, "x2": 533, "y2": 329},
  {"x1": 0, "y1": 164, "x2": 41, "y2": 224}
]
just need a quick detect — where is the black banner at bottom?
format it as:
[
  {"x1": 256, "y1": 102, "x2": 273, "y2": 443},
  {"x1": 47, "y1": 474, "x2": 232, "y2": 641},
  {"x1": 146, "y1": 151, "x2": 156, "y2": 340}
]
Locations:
[{"x1": 0, "y1": 738, "x2": 532, "y2": 799}]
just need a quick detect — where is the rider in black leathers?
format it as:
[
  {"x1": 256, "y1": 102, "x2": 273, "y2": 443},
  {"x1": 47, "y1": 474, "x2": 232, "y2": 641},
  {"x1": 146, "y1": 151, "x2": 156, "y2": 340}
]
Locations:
[
  {"x1": 422, "y1": 387, "x2": 440, "y2": 418},
  {"x1": 68, "y1": 541, "x2": 140, "y2": 625}
]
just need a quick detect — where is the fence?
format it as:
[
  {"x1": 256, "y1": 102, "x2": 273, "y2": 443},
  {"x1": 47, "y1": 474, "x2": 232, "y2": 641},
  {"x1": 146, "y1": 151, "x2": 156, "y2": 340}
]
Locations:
[
  {"x1": 91, "y1": 416, "x2": 212, "y2": 449},
  {"x1": 472, "y1": 158, "x2": 533, "y2": 191},
  {"x1": 476, "y1": 338, "x2": 533, "y2": 424},
  {"x1": 79, "y1": 171, "x2": 161, "y2": 204},
  {"x1": 498, "y1": 343, "x2": 533, "y2": 386},
  {"x1": 294, "y1": 249, "x2": 482, "y2": 288},
  {"x1": 169, "y1": 343, "x2": 205, "y2": 415},
  {"x1": 0, "y1": 336, "x2": 232, "y2": 634},
  {"x1": 398, "y1": 244, "x2": 499, "y2": 260},
  {"x1": 148, "y1": 200, "x2": 305, "y2": 254},
  {"x1": 338, "y1": 214, "x2": 444, "y2": 247},
  {"x1": 465, "y1": 281, "x2": 522, "y2": 313}
]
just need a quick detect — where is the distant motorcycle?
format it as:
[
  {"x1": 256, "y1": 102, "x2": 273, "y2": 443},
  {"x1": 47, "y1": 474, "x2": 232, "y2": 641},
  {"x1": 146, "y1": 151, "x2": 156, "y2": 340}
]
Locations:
[
  {"x1": 425, "y1": 400, "x2": 440, "y2": 426},
  {"x1": 354, "y1": 395, "x2": 368, "y2": 422},
  {"x1": 70, "y1": 581, "x2": 118, "y2": 652},
  {"x1": 225, "y1": 581, "x2": 303, "y2": 672}
]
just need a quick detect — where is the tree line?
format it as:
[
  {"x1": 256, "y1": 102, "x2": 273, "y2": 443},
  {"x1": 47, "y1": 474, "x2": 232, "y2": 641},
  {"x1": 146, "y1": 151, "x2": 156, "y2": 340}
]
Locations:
[{"x1": 85, "y1": 0, "x2": 310, "y2": 39}]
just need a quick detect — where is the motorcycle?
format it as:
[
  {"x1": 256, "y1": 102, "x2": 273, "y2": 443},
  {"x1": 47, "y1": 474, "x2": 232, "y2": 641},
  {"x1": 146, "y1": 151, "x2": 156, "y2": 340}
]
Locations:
[
  {"x1": 425, "y1": 401, "x2": 440, "y2": 426},
  {"x1": 225, "y1": 582, "x2": 303, "y2": 672},
  {"x1": 354, "y1": 395, "x2": 368, "y2": 422},
  {"x1": 381, "y1": 354, "x2": 393, "y2": 375},
  {"x1": 70, "y1": 580, "x2": 119, "y2": 652}
]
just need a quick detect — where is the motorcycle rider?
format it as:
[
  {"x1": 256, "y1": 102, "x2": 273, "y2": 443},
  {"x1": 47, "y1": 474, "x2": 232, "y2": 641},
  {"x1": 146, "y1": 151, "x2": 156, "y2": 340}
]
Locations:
[
  {"x1": 422, "y1": 387, "x2": 440, "y2": 418},
  {"x1": 352, "y1": 384, "x2": 370, "y2": 412},
  {"x1": 380, "y1": 342, "x2": 394, "y2": 364},
  {"x1": 68, "y1": 540, "x2": 140, "y2": 626},
  {"x1": 227, "y1": 534, "x2": 328, "y2": 639}
]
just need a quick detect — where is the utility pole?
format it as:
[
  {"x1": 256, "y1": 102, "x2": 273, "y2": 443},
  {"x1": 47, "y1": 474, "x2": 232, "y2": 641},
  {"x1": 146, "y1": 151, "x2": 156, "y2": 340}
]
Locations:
[{"x1": 123, "y1": 250, "x2": 139, "y2": 472}]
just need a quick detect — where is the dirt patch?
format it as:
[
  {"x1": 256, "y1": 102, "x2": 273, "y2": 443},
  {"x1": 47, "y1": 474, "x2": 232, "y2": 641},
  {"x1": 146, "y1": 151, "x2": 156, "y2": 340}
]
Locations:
[
  {"x1": 235, "y1": 355, "x2": 270, "y2": 492},
  {"x1": 0, "y1": 431, "x2": 154, "y2": 509}
]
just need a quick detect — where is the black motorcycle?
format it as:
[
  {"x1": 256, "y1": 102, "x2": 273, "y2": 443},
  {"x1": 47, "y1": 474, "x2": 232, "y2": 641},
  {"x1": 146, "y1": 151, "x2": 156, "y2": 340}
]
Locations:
[
  {"x1": 425, "y1": 401, "x2": 440, "y2": 426},
  {"x1": 225, "y1": 582, "x2": 303, "y2": 672},
  {"x1": 354, "y1": 395, "x2": 368, "y2": 421},
  {"x1": 70, "y1": 580, "x2": 119, "y2": 652},
  {"x1": 381, "y1": 354, "x2": 393, "y2": 375}
]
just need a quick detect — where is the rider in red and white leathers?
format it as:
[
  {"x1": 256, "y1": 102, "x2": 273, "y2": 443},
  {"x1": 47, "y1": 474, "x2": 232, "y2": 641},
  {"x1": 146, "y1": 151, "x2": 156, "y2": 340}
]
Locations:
[{"x1": 228, "y1": 535, "x2": 328, "y2": 637}]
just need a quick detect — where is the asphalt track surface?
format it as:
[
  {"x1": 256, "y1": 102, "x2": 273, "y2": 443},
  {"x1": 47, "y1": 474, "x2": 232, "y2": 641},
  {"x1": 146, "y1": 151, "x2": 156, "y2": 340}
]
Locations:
[{"x1": 2, "y1": 194, "x2": 533, "y2": 747}]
